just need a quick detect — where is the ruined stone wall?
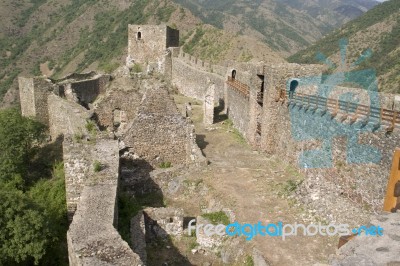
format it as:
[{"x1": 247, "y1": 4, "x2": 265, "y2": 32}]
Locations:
[
  {"x1": 125, "y1": 114, "x2": 191, "y2": 166},
  {"x1": 122, "y1": 86, "x2": 206, "y2": 167},
  {"x1": 65, "y1": 137, "x2": 143, "y2": 265},
  {"x1": 224, "y1": 63, "x2": 262, "y2": 139},
  {"x1": 261, "y1": 63, "x2": 324, "y2": 154},
  {"x1": 17, "y1": 71, "x2": 144, "y2": 265},
  {"x1": 33, "y1": 78, "x2": 57, "y2": 125},
  {"x1": 61, "y1": 74, "x2": 110, "y2": 105},
  {"x1": 18, "y1": 77, "x2": 54, "y2": 126},
  {"x1": 63, "y1": 138, "x2": 91, "y2": 219},
  {"x1": 94, "y1": 89, "x2": 142, "y2": 131},
  {"x1": 48, "y1": 94, "x2": 92, "y2": 140},
  {"x1": 171, "y1": 56, "x2": 225, "y2": 101},
  {"x1": 204, "y1": 84, "x2": 215, "y2": 126},
  {"x1": 18, "y1": 77, "x2": 35, "y2": 118},
  {"x1": 226, "y1": 85, "x2": 250, "y2": 137},
  {"x1": 259, "y1": 63, "x2": 400, "y2": 222}
]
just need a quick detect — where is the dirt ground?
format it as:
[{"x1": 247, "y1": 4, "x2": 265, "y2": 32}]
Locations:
[{"x1": 152, "y1": 94, "x2": 339, "y2": 266}]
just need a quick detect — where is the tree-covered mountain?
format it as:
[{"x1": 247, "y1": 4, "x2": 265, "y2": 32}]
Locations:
[
  {"x1": 288, "y1": 0, "x2": 400, "y2": 93},
  {"x1": 172, "y1": 0, "x2": 379, "y2": 56},
  {"x1": 0, "y1": 0, "x2": 382, "y2": 106},
  {"x1": 0, "y1": 0, "x2": 285, "y2": 105}
]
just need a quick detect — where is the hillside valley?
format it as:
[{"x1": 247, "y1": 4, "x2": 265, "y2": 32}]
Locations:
[
  {"x1": 0, "y1": 0, "x2": 387, "y2": 106},
  {"x1": 289, "y1": 0, "x2": 400, "y2": 93}
]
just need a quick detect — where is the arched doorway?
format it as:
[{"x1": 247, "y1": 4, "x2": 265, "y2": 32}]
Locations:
[
  {"x1": 231, "y1": 70, "x2": 236, "y2": 80},
  {"x1": 289, "y1": 79, "x2": 299, "y2": 98},
  {"x1": 137, "y1": 32, "x2": 142, "y2": 40}
]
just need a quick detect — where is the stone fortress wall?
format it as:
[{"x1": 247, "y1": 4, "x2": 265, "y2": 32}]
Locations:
[
  {"x1": 17, "y1": 23, "x2": 400, "y2": 265},
  {"x1": 165, "y1": 27, "x2": 400, "y2": 222},
  {"x1": 18, "y1": 77, "x2": 54, "y2": 126},
  {"x1": 171, "y1": 48, "x2": 226, "y2": 101},
  {"x1": 18, "y1": 60, "x2": 206, "y2": 264},
  {"x1": 257, "y1": 64, "x2": 400, "y2": 221}
]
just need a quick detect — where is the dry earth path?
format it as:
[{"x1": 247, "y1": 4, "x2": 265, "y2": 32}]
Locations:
[{"x1": 172, "y1": 95, "x2": 338, "y2": 265}]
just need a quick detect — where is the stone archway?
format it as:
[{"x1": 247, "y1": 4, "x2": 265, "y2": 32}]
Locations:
[
  {"x1": 231, "y1": 70, "x2": 236, "y2": 79},
  {"x1": 289, "y1": 79, "x2": 299, "y2": 98}
]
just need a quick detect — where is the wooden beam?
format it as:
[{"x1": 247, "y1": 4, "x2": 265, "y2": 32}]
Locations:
[{"x1": 383, "y1": 148, "x2": 400, "y2": 212}]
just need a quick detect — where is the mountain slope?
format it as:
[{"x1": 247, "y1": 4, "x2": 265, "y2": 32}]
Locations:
[
  {"x1": 288, "y1": 0, "x2": 400, "y2": 93},
  {"x1": 180, "y1": 24, "x2": 285, "y2": 64},
  {"x1": 172, "y1": 0, "x2": 379, "y2": 56},
  {"x1": 0, "y1": 0, "x2": 284, "y2": 106}
]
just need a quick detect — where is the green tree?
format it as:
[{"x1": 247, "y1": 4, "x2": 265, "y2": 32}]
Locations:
[
  {"x1": 0, "y1": 109, "x2": 68, "y2": 265},
  {"x1": 0, "y1": 108, "x2": 45, "y2": 186},
  {"x1": 0, "y1": 187, "x2": 50, "y2": 265},
  {"x1": 28, "y1": 162, "x2": 68, "y2": 265}
]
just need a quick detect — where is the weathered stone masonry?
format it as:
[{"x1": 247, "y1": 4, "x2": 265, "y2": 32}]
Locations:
[
  {"x1": 17, "y1": 23, "x2": 400, "y2": 265},
  {"x1": 18, "y1": 77, "x2": 54, "y2": 126},
  {"x1": 19, "y1": 72, "x2": 147, "y2": 265},
  {"x1": 122, "y1": 85, "x2": 206, "y2": 167},
  {"x1": 65, "y1": 137, "x2": 143, "y2": 265}
]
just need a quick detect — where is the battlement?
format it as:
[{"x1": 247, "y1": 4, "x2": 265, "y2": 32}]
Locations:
[{"x1": 175, "y1": 48, "x2": 228, "y2": 77}]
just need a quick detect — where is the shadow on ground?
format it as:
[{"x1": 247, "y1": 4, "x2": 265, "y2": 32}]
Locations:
[
  {"x1": 119, "y1": 157, "x2": 192, "y2": 265},
  {"x1": 214, "y1": 99, "x2": 228, "y2": 123}
]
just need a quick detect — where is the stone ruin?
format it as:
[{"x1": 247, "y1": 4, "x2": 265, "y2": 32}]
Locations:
[
  {"x1": 18, "y1": 62, "x2": 206, "y2": 264},
  {"x1": 17, "y1": 23, "x2": 400, "y2": 265}
]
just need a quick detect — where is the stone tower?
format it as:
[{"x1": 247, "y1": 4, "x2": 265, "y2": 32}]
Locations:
[
  {"x1": 127, "y1": 24, "x2": 179, "y2": 76},
  {"x1": 18, "y1": 77, "x2": 54, "y2": 126}
]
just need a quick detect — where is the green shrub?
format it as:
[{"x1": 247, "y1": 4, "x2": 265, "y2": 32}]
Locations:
[
  {"x1": 244, "y1": 255, "x2": 255, "y2": 266},
  {"x1": 73, "y1": 132, "x2": 84, "y2": 143},
  {"x1": 85, "y1": 120, "x2": 97, "y2": 134},
  {"x1": 93, "y1": 160, "x2": 102, "y2": 172},
  {"x1": 278, "y1": 179, "x2": 303, "y2": 198},
  {"x1": 202, "y1": 211, "x2": 230, "y2": 225},
  {"x1": 159, "y1": 162, "x2": 172, "y2": 168},
  {"x1": 132, "y1": 63, "x2": 143, "y2": 73}
]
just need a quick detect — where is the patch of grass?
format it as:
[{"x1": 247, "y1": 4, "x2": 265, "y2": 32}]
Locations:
[
  {"x1": 277, "y1": 179, "x2": 303, "y2": 198},
  {"x1": 73, "y1": 131, "x2": 84, "y2": 143},
  {"x1": 85, "y1": 120, "x2": 97, "y2": 133},
  {"x1": 284, "y1": 164, "x2": 304, "y2": 179},
  {"x1": 100, "y1": 61, "x2": 119, "y2": 73},
  {"x1": 222, "y1": 119, "x2": 247, "y2": 144},
  {"x1": 231, "y1": 128, "x2": 246, "y2": 144},
  {"x1": 184, "y1": 179, "x2": 203, "y2": 188},
  {"x1": 202, "y1": 211, "x2": 230, "y2": 225},
  {"x1": 182, "y1": 234, "x2": 198, "y2": 251},
  {"x1": 335, "y1": 160, "x2": 345, "y2": 168},
  {"x1": 156, "y1": 5, "x2": 176, "y2": 22},
  {"x1": 132, "y1": 63, "x2": 143, "y2": 73},
  {"x1": 93, "y1": 160, "x2": 102, "y2": 172},
  {"x1": 159, "y1": 162, "x2": 172, "y2": 169},
  {"x1": 244, "y1": 255, "x2": 254, "y2": 266}
]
